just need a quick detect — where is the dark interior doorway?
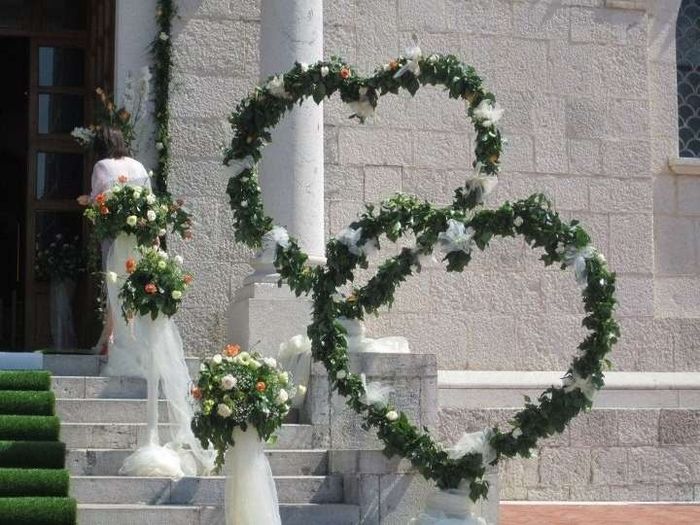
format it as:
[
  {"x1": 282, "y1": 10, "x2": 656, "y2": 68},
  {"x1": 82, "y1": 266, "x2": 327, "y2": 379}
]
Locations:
[{"x1": 0, "y1": 38, "x2": 29, "y2": 348}]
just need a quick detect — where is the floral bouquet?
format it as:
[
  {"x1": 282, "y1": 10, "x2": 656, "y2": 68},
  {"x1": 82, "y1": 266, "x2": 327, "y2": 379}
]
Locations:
[
  {"x1": 35, "y1": 233, "x2": 85, "y2": 282},
  {"x1": 191, "y1": 344, "x2": 295, "y2": 471},
  {"x1": 118, "y1": 246, "x2": 191, "y2": 321},
  {"x1": 84, "y1": 183, "x2": 192, "y2": 245}
]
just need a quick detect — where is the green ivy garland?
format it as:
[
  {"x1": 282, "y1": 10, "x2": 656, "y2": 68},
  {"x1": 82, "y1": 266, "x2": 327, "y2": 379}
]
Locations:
[
  {"x1": 152, "y1": 0, "x2": 176, "y2": 195},
  {"x1": 222, "y1": 51, "x2": 619, "y2": 501}
]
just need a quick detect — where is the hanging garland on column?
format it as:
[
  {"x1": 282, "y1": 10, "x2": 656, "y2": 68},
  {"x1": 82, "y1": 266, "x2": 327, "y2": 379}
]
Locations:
[
  {"x1": 222, "y1": 50, "x2": 619, "y2": 501},
  {"x1": 152, "y1": 0, "x2": 176, "y2": 195}
]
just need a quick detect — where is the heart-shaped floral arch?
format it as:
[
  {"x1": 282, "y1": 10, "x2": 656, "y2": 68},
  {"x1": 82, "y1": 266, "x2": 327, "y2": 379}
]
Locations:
[{"x1": 222, "y1": 50, "x2": 619, "y2": 501}]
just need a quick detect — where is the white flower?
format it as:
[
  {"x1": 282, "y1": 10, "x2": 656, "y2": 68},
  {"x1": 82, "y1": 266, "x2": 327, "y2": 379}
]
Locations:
[
  {"x1": 512, "y1": 428, "x2": 523, "y2": 439},
  {"x1": 320, "y1": 66, "x2": 329, "y2": 77},
  {"x1": 148, "y1": 170, "x2": 155, "y2": 178},
  {"x1": 159, "y1": 228, "x2": 167, "y2": 236},
  {"x1": 240, "y1": 200, "x2": 248, "y2": 208},
  {"x1": 563, "y1": 245, "x2": 596, "y2": 287},
  {"x1": 231, "y1": 155, "x2": 256, "y2": 177},
  {"x1": 297, "y1": 385, "x2": 307, "y2": 396},
  {"x1": 71, "y1": 126, "x2": 95, "y2": 146},
  {"x1": 211, "y1": 354, "x2": 223, "y2": 365},
  {"x1": 394, "y1": 45, "x2": 422, "y2": 79},
  {"x1": 266, "y1": 75, "x2": 289, "y2": 98},
  {"x1": 437, "y1": 219, "x2": 475, "y2": 255},
  {"x1": 513, "y1": 216, "x2": 524, "y2": 227},
  {"x1": 278, "y1": 371, "x2": 289, "y2": 385},
  {"x1": 465, "y1": 165, "x2": 498, "y2": 204},
  {"x1": 159, "y1": 31, "x2": 169, "y2": 41},
  {"x1": 157, "y1": 260, "x2": 167, "y2": 270},
  {"x1": 174, "y1": 255, "x2": 183, "y2": 264},
  {"x1": 262, "y1": 357, "x2": 277, "y2": 368},
  {"x1": 200, "y1": 363, "x2": 207, "y2": 372},
  {"x1": 160, "y1": 204, "x2": 168, "y2": 212},
  {"x1": 259, "y1": 226, "x2": 290, "y2": 263},
  {"x1": 155, "y1": 142, "x2": 164, "y2": 151},
  {"x1": 336, "y1": 370, "x2": 347, "y2": 380},
  {"x1": 448, "y1": 429, "x2": 497, "y2": 465},
  {"x1": 220, "y1": 374, "x2": 237, "y2": 391},
  {"x1": 158, "y1": 250, "x2": 169, "y2": 259},
  {"x1": 126, "y1": 215, "x2": 138, "y2": 227},
  {"x1": 337, "y1": 227, "x2": 378, "y2": 257},
  {"x1": 106, "y1": 271, "x2": 118, "y2": 283},
  {"x1": 427, "y1": 54, "x2": 438, "y2": 64},
  {"x1": 562, "y1": 371, "x2": 598, "y2": 401},
  {"x1": 217, "y1": 403, "x2": 232, "y2": 418},
  {"x1": 146, "y1": 194, "x2": 156, "y2": 204},
  {"x1": 385, "y1": 410, "x2": 399, "y2": 422},
  {"x1": 146, "y1": 210, "x2": 157, "y2": 222},
  {"x1": 132, "y1": 187, "x2": 142, "y2": 197},
  {"x1": 171, "y1": 290, "x2": 182, "y2": 300},
  {"x1": 299, "y1": 62, "x2": 309, "y2": 73},
  {"x1": 472, "y1": 99, "x2": 504, "y2": 128},
  {"x1": 276, "y1": 389, "x2": 289, "y2": 405}
]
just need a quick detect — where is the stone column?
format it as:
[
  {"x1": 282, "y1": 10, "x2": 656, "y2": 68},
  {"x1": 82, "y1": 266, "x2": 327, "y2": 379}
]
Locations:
[{"x1": 228, "y1": 0, "x2": 324, "y2": 355}]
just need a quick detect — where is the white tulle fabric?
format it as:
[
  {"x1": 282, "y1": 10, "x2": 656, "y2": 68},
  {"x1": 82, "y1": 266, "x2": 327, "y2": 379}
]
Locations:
[
  {"x1": 49, "y1": 278, "x2": 77, "y2": 350},
  {"x1": 89, "y1": 156, "x2": 151, "y2": 199},
  {"x1": 101, "y1": 235, "x2": 214, "y2": 477},
  {"x1": 411, "y1": 487, "x2": 489, "y2": 525},
  {"x1": 337, "y1": 317, "x2": 410, "y2": 353},
  {"x1": 225, "y1": 427, "x2": 281, "y2": 525},
  {"x1": 278, "y1": 335, "x2": 311, "y2": 408}
]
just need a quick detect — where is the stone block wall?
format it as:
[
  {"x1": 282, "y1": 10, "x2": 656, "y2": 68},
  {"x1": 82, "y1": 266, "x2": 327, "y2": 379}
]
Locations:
[{"x1": 156, "y1": 0, "x2": 698, "y2": 374}]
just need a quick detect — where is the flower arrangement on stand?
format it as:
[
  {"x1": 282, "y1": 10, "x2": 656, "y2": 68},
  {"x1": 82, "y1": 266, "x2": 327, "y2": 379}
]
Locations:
[{"x1": 119, "y1": 247, "x2": 191, "y2": 321}]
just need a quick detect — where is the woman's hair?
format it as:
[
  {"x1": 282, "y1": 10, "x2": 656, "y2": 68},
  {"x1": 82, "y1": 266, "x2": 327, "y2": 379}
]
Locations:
[{"x1": 94, "y1": 127, "x2": 129, "y2": 160}]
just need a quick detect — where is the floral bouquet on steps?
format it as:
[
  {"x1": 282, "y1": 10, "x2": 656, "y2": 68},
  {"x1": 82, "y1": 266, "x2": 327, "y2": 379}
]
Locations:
[{"x1": 192, "y1": 344, "x2": 296, "y2": 525}]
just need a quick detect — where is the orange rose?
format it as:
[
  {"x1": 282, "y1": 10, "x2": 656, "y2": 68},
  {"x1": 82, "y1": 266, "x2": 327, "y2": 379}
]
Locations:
[
  {"x1": 99, "y1": 206, "x2": 109, "y2": 215},
  {"x1": 191, "y1": 386, "x2": 203, "y2": 400},
  {"x1": 118, "y1": 109, "x2": 131, "y2": 123},
  {"x1": 95, "y1": 193, "x2": 106, "y2": 204},
  {"x1": 224, "y1": 344, "x2": 240, "y2": 357},
  {"x1": 144, "y1": 283, "x2": 157, "y2": 294},
  {"x1": 255, "y1": 381, "x2": 266, "y2": 393},
  {"x1": 340, "y1": 67, "x2": 351, "y2": 79},
  {"x1": 183, "y1": 274, "x2": 193, "y2": 285},
  {"x1": 126, "y1": 258, "x2": 137, "y2": 273},
  {"x1": 389, "y1": 59, "x2": 399, "y2": 71},
  {"x1": 118, "y1": 174, "x2": 128, "y2": 183}
]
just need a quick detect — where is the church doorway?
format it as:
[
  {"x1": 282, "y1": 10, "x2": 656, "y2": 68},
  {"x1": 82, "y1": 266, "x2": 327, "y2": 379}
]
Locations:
[{"x1": 0, "y1": 0, "x2": 115, "y2": 351}]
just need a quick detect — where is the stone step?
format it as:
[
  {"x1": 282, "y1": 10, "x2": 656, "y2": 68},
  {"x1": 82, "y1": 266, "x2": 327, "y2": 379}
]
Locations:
[
  {"x1": 60, "y1": 423, "x2": 313, "y2": 450},
  {"x1": 68, "y1": 449, "x2": 329, "y2": 476},
  {"x1": 44, "y1": 354, "x2": 200, "y2": 377},
  {"x1": 438, "y1": 371, "x2": 700, "y2": 409},
  {"x1": 53, "y1": 376, "x2": 149, "y2": 399},
  {"x1": 78, "y1": 503, "x2": 360, "y2": 525},
  {"x1": 70, "y1": 475, "x2": 344, "y2": 505}
]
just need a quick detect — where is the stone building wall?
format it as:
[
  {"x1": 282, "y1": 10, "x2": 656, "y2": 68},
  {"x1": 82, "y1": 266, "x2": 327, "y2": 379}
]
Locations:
[{"x1": 154, "y1": 0, "x2": 699, "y2": 372}]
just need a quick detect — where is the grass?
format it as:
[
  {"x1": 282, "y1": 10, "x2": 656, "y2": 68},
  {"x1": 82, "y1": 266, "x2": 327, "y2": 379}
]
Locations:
[
  {"x1": 0, "y1": 441, "x2": 66, "y2": 469},
  {"x1": 0, "y1": 390, "x2": 55, "y2": 416},
  {"x1": 0, "y1": 370, "x2": 51, "y2": 391},
  {"x1": 0, "y1": 497, "x2": 77, "y2": 525},
  {"x1": 0, "y1": 415, "x2": 60, "y2": 441},
  {"x1": 0, "y1": 468, "x2": 69, "y2": 497}
]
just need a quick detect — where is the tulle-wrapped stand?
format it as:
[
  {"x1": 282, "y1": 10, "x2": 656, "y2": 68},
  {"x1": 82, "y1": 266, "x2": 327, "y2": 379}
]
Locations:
[{"x1": 411, "y1": 485, "x2": 490, "y2": 525}]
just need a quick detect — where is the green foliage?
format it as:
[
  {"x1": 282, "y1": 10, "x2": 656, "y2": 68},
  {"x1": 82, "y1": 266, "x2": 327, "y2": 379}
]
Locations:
[
  {"x1": 34, "y1": 234, "x2": 85, "y2": 282},
  {"x1": 0, "y1": 468, "x2": 69, "y2": 497},
  {"x1": 0, "y1": 441, "x2": 66, "y2": 469},
  {"x1": 0, "y1": 497, "x2": 76, "y2": 525},
  {"x1": 223, "y1": 52, "x2": 619, "y2": 501},
  {"x1": 119, "y1": 246, "x2": 190, "y2": 321},
  {"x1": 0, "y1": 416, "x2": 60, "y2": 441},
  {"x1": 0, "y1": 371, "x2": 51, "y2": 392},
  {"x1": 191, "y1": 348, "x2": 295, "y2": 471},
  {"x1": 0, "y1": 391, "x2": 55, "y2": 416}
]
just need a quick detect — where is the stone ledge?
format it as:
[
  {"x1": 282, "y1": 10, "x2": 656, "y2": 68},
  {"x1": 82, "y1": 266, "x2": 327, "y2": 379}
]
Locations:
[
  {"x1": 669, "y1": 157, "x2": 700, "y2": 176},
  {"x1": 605, "y1": 0, "x2": 649, "y2": 10}
]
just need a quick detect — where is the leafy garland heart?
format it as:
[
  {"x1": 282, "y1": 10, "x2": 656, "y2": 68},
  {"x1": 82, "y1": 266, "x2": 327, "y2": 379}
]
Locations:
[{"x1": 222, "y1": 50, "x2": 619, "y2": 501}]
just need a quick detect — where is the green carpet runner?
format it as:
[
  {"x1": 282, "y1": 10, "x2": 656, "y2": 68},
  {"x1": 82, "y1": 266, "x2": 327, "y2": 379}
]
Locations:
[{"x1": 0, "y1": 370, "x2": 76, "y2": 525}]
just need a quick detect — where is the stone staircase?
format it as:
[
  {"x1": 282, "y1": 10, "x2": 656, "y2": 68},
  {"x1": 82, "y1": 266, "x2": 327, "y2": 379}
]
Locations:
[{"x1": 45, "y1": 356, "x2": 361, "y2": 525}]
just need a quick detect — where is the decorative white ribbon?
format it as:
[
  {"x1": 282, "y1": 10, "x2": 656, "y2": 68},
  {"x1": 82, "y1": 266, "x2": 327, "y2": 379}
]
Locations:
[
  {"x1": 465, "y1": 163, "x2": 498, "y2": 203},
  {"x1": 438, "y1": 220, "x2": 475, "y2": 255},
  {"x1": 562, "y1": 245, "x2": 596, "y2": 286},
  {"x1": 471, "y1": 99, "x2": 504, "y2": 128},
  {"x1": 394, "y1": 45, "x2": 423, "y2": 79},
  {"x1": 360, "y1": 373, "x2": 394, "y2": 407},
  {"x1": 448, "y1": 429, "x2": 496, "y2": 466},
  {"x1": 266, "y1": 75, "x2": 290, "y2": 98},
  {"x1": 231, "y1": 155, "x2": 256, "y2": 178},
  {"x1": 258, "y1": 226, "x2": 290, "y2": 264},
  {"x1": 562, "y1": 371, "x2": 597, "y2": 402},
  {"x1": 349, "y1": 86, "x2": 375, "y2": 120},
  {"x1": 337, "y1": 226, "x2": 378, "y2": 257}
]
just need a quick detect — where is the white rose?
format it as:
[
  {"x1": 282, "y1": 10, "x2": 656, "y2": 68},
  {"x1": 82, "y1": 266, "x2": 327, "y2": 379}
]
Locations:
[
  {"x1": 159, "y1": 31, "x2": 169, "y2": 41},
  {"x1": 160, "y1": 204, "x2": 168, "y2": 212},
  {"x1": 336, "y1": 370, "x2": 347, "y2": 380},
  {"x1": 299, "y1": 62, "x2": 309, "y2": 72},
  {"x1": 146, "y1": 210, "x2": 157, "y2": 222},
  {"x1": 297, "y1": 385, "x2": 307, "y2": 396},
  {"x1": 211, "y1": 354, "x2": 223, "y2": 365},
  {"x1": 146, "y1": 194, "x2": 156, "y2": 204},
  {"x1": 266, "y1": 75, "x2": 289, "y2": 98},
  {"x1": 248, "y1": 359, "x2": 261, "y2": 370},
  {"x1": 321, "y1": 66, "x2": 330, "y2": 77},
  {"x1": 159, "y1": 228, "x2": 167, "y2": 236},
  {"x1": 217, "y1": 403, "x2": 232, "y2": 418},
  {"x1": 132, "y1": 187, "x2": 142, "y2": 197},
  {"x1": 126, "y1": 215, "x2": 137, "y2": 227},
  {"x1": 106, "y1": 271, "x2": 118, "y2": 283},
  {"x1": 263, "y1": 357, "x2": 277, "y2": 368},
  {"x1": 200, "y1": 363, "x2": 207, "y2": 372},
  {"x1": 174, "y1": 255, "x2": 183, "y2": 264},
  {"x1": 158, "y1": 260, "x2": 167, "y2": 269},
  {"x1": 156, "y1": 142, "x2": 164, "y2": 151},
  {"x1": 112, "y1": 186, "x2": 121, "y2": 193},
  {"x1": 276, "y1": 389, "x2": 289, "y2": 405},
  {"x1": 171, "y1": 290, "x2": 182, "y2": 300},
  {"x1": 278, "y1": 371, "x2": 289, "y2": 385},
  {"x1": 513, "y1": 216, "x2": 524, "y2": 227},
  {"x1": 220, "y1": 374, "x2": 237, "y2": 391},
  {"x1": 385, "y1": 410, "x2": 399, "y2": 422}
]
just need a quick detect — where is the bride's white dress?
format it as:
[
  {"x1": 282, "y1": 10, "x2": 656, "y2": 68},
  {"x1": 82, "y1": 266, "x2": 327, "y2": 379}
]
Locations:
[{"x1": 94, "y1": 157, "x2": 214, "y2": 477}]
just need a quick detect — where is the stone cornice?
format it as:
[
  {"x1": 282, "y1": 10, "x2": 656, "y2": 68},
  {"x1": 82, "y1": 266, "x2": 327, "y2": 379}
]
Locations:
[{"x1": 605, "y1": 0, "x2": 649, "y2": 10}]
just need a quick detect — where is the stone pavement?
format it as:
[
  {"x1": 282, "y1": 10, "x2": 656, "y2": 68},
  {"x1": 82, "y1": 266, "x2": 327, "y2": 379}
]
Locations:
[{"x1": 501, "y1": 503, "x2": 700, "y2": 524}]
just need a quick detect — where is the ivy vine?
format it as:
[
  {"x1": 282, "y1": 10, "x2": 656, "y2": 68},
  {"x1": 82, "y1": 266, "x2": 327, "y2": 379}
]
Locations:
[{"x1": 153, "y1": 0, "x2": 176, "y2": 195}]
